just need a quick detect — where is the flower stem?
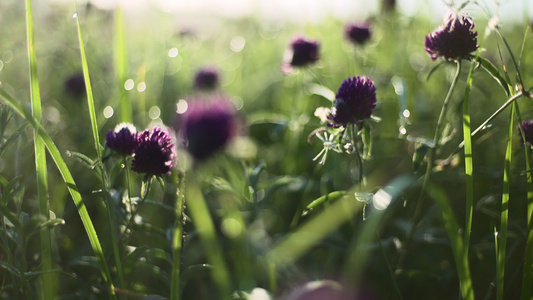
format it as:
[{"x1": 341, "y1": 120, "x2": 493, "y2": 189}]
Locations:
[
  {"x1": 400, "y1": 61, "x2": 462, "y2": 268},
  {"x1": 170, "y1": 170, "x2": 186, "y2": 300}
]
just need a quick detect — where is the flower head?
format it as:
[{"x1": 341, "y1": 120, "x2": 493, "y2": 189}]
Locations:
[
  {"x1": 283, "y1": 36, "x2": 319, "y2": 73},
  {"x1": 194, "y1": 66, "x2": 220, "y2": 91},
  {"x1": 178, "y1": 96, "x2": 237, "y2": 161},
  {"x1": 425, "y1": 14, "x2": 478, "y2": 61},
  {"x1": 345, "y1": 22, "x2": 371, "y2": 45},
  {"x1": 106, "y1": 123, "x2": 139, "y2": 156},
  {"x1": 132, "y1": 127, "x2": 176, "y2": 176},
  {"x1": 518, "y1": 120, "x2": 533, "y2": 146},
  {"x1": 327, "y1": 76, "x2": 377, "y2": 128},
  {"x1": 64, "y1": 73, "x2": 86, "y2": 98}
]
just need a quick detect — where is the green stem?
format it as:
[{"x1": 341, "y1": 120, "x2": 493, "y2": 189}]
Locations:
[
  {"x1": 400, "y1": 61, "x2": 462, "y2": 269},
  {"x1": 25, "y1": 0, "x2": 55, "y2": 297},
  {"x1": 463, "y1": 60, "x2": 476, "y2": 257},
  {"x1": 170, "y1": 170, "x2": 186, "y2": 300}
]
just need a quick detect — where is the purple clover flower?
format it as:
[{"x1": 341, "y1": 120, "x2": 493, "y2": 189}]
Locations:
[
  {"x1": 132, "y1": 127, "x2": 176, "y2": 176},
  {"x1": 105, "y1": 123, "x2": 139, "y2": 156},
  {"x1": 282, "y1": 36, "x2": 319, "y2": 73},
  {"x1": 345, "y1": 22, "x2": 371, "y2": 45},
  {"x1": 518, "y1": 120, "x2": 533, "y2": 146},
  {"x1": 327, "y1": 76, "x2": 377, "y2": 128},
  {"x1": 194, "y1": 66, "x2": 220, "y2": 91},
  {"x1": 65, "y1": 73, "x2": 86, "y2": 98},
  {"x1": 425, "y1": 14, "x2": 478, "y2": 61},
  {"x1": 179, "y1": 96, "x2": 237, "y2": 161}
]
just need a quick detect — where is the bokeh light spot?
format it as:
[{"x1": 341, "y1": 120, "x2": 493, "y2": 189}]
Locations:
[
  {"x1": 168, "y1": 48, "x2": 179, "y2": 57},
  {"x1": 149, "y1": 106, "x2": 161, "y2": 119},
  {"x1": 403, "y1": 109, "x2": 410, "y2": 118},
  {"x1": 124, "y1": 79, "x2": 134, "y2": 91},
  {"x1": 103, "y1": 106, "x2": 114, "y2": 118},
  {"x1": 230, "y1": 36, "x2": 246, "y2": 52},
  {"x1": 176, "y1": 99, "x2": 188, "y2": 114},
  {"x1": 137, "y1": 82, "x2": 146, "y2": 92},
  {"x1": 221, "y1": 217, "x2": 243, "y2": 238}
]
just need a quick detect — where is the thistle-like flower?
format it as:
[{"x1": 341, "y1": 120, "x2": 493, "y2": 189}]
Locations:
[
  {"x1": 64, "y1": 73, "x2": 86, "y2": 98},
  {"x1": 105, "y1": 123, "x2": 139, "y2": 156},
  {"x1": 178, "y1": 96, "x2": 237, "y2": 161},
  {"x1": 425, "y1": 14, "x2": 478, "y2": 61},
  {"x1": 194, "y1": 66, "x2": 220, "y2": 91},
  {"x1": 518, "y1": 120, "x2": 533, "y2": 146},
  {"x1": 282, "y1": 36, "x2": 319, "y2": 73},
  {"x1": 345, "y1": 22, "x2": 371, "y2": 45},
  {"x1": 132, "y1": 127, "x2": 176, "y2": 176},
  {"x1": 327, "y1": 76, "x2": 377, "y2": 128}
]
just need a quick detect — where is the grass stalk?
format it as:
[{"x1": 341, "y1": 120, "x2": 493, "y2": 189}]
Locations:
[
  {"x1": 170, "y1": 170, "x2": 186, "y2": 300},
  {"x1": 25, "y1": 0, "x2": 55, "y2": 298},
  {"x1": 497, "y1": 101, "x2": 515, "y2": 300},
  {"x1": 0, "y1": 87, "x2": 117, "y2": 299},
  {"x1": 462, "y1": 60, "x2": 475, "y2": 256},
  {"x1": 114, "y1": 5, "x2": 132, "y2": 123},
  {"x1": 185, "y1": 176, "x2": 231, "y2": 297}
]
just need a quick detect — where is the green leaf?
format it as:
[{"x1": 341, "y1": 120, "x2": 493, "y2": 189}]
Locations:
[
  {"x1": 412, "y1": 144, "x2": 429, "y2": 172},
  {"x1": 305, "y1": 191, "x2": 347, "y2": 212},
  {"x1": 476, "y1": 57, "x2": 510, "y2": 96}
]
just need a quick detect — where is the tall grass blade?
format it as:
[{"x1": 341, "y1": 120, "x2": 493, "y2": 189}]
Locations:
[
  {"x1": 429, "y1": 185, "x2": 474, "y2": 300},
  {"x1": 74, "y1": 3, "x2": 102, "y2": 163},
  {"x1": 25, "y1": 0, "x2": 55, "y2": 297},
  {"x1": 186, "y1": 178, "x2": 231, "y2": 297},
  {"x1": 462, "y1": 60, "x2": 475, "y2": 256},
  {"x1": 497, "y1": 102, "x2": 514, "y2": 300},
  {"x1": 170, "y1": 171, "x2": 185, "y2": 300},
  {"x1": 0, "y1": 88, "x2": 117, "y2": 299},
  {"x1": 516, "y1": 106, "x2": 533, "y2": 300},
  {"x1": 114, "y1": 6, "x2": 132, "y2": 123}
]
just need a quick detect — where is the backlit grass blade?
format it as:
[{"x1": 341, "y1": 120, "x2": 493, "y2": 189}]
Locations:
[
  {"x1": 0, "y1": 87, "x2": 117, "y2": 299},
  {"x1": 462, "y1": 60, "x2": 475, "y2": 256},
  {"x1": 171, "y1": 170, "x2": 185, "y2": 300},
  {"x1": 74, "y1": 2, "x2": 101, "y2": 163},
  {"x1": 429, "y1": 185, "x2": 474, "y2": 300},
  {"x1": 497, "y1": 102, "x2": 515, "y2": 300},
  {"x1": 25, "y1": 0, "x2": 55, "y2": 297},
  {"x1": 516, "y1": 106, "x2": 533, "y2": 300},
  {"x1": 186, "y1": 177, "x2": 231, "y2": 297},
  {"x1": 114, "y1": 6, "x2": 132, "y2": 123}
]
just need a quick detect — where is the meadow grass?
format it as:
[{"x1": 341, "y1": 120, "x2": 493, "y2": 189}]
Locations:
[{"x1": 0, "y1": 0, "x2": 533, "y2": 299}]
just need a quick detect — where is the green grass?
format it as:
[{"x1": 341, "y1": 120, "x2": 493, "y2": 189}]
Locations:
[{"x1": 1, "y1": 0, "x2": 533, "y2": 299}]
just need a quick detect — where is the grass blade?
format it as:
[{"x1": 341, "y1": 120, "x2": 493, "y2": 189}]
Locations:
[
  {"x1": 114, "y1": 6, "x2": 132, "y2": 123},
  {"x1": 429, "y1": 184, "x2": 474, "y2": 300},
  {"x1": 25, "y1": 0, "x2": 55, "y2": 297},
  {"x1": 0, "y1": 87, "x2": 117, "y2": 299},
  {"x1": 463, "y1": 60, "x2": 475, "y2": 256},
  {"x1": 171, "y1": 171, "x2": 185, "y2": 300},
  {"x1": 497, "y1": 102, "x2": 515, "y2": 300}
]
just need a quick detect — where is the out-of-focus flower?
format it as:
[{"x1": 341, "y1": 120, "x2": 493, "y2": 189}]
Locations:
[
  {"x1": 518, "y1": 120, "x2": 533, "y2": 146},
  {"x1": 381, "y1": 0, "x2": 396, "y2": 12},
  {"x1": 132, "y1": 127, "x2": 176, "y2": 176},
  {"x1": 327, "y1": 76, "x2": 377, "y2": 128},
  {"x1": 425, "y1": 14, "x2": 478, "y2": 61},
  {"x1": 282, "y1": 36, "x2": 319, "y2": 73},
  {"x1": 345, "y1": 22, "x2": 371, "y2": 45},
  {"x1": 194, "y1": 66, "x2": 220, "y2": 91},
  {"x1": 64, "y1": 73, "x2": 86, "y2": 97},
  {"x1": 105, "y1": 123, "x2": 138, "y2": 156},
  {"x1": 178, "y1": 96, "x2": 238, "y2": 161}
]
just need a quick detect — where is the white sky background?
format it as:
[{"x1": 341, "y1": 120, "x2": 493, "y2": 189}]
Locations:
[{"x1": 54, "y1": 0, "x2": 532, "y2": 24}]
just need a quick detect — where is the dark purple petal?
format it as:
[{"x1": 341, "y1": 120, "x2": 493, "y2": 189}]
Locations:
[
  {"x1": 194, "y1": 66, "x2": 220, "y2": 91},
  {"x1": 179, "y1": 96, "x2": 237, "y2": 161},
  {"x1": 345, "y1": 22, "x2": 371, "y2": 45},
  {"x1": 425, "y1": 14, "x2": 478, "y2": 61},
  {"x1": 518, "y1": 120, "x2": 533, "y2": 146},
  {"x1": 327, "y1": 76, "x2": 377, "y2": 127},
  {"x1": 132, "y1": 127, "x2": 176, "y2": 176},
  {"x1": 286, "y1": 36, "x2": 320, "y2": 68},
  {"x1": 105, "y1": 123, "x2": 139, "y2": 156}
]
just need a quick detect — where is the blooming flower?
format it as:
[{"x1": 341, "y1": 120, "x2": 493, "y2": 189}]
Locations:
[
  {"x1": 194, "y1": 66, "x2": 220, "y2": 91},
  {"x1": 132, "y1": 127, "x2": 176, "y2": 176},
  {"x1": 425, "y1": 14, "x2": 478, "y2": 61},
  {"x1": 105, "y1": 123, "x2": 139, "y2": 156},
  {"x1": 282, "y1": 36, "x2": 319, "y2": 73},
  {"x1": 327, "y1": 76, "x2": 377, "y2": 128},
  {"x1": 345, "y1": 22, "x2": 371, "y2": 45},
  {"x1": 64, "y1": 73, "x2": 86, "y2": 98},
  {"x1": 518, "y1": 120, "x2": 533, "y2": 146},
  {"x1": 178, "y1": 96, "x2": 237, "y2": 161}
]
